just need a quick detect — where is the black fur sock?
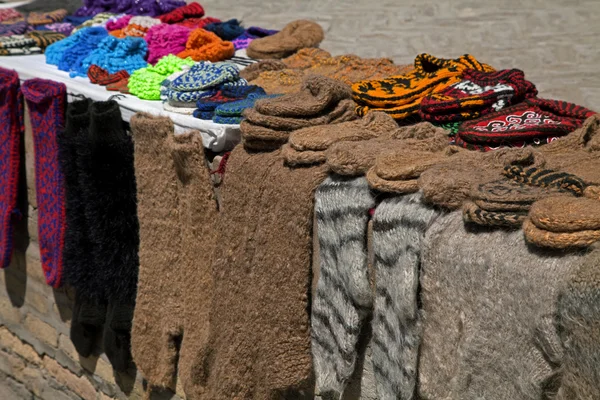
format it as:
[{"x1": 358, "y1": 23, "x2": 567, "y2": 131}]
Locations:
[
  {"x1": 103, "y1": 301, "x2": 135, "y2": 372},
  {"x1": 70, "y1": 292, "x2": 107, "y2": 357}
]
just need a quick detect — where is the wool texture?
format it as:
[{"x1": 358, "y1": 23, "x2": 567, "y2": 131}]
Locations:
[
  {"x1": 418, "y1": 211, "x2": 581, "y2": 399},
  {"x1": 145, "y1": 23, "x2": 191, "y2": 65},
  {"x1": 198, "y1": 146, "x2": 326, "y2": 399},
  {"x1": 247, "y1": 19, "x2": 324, "y2": 59},
  {"x1": 21, "y1": 78, "x2": 67, "y2": 288},
  {"x1": 555, "y1": 247, "x2": 600, "y2": 399},
  {"x1": 177, "y1": 28, "x2": 234, "y2": 62},
  {"x1": 204, "y1": 19, "x2": 245, "y2": 41},
  {"x1": 159, "y1": 2, "x2": 205, "y2": 24},
  {"x1": 232, "y1": 26, "x2": 278, "y2": 50},
  {"x1": 311, "y1": 176, "x2": 375, "y2": 399},
  {"x1": 0, "y1": 68, "x2": 23, "y2": 269},
  {"x1": 282, "y1": 143, "x2": 327, "y2": 166}
]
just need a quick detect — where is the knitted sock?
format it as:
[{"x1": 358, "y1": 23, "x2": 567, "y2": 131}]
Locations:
[
  {"x1": 22, "y1": 79, "x2": 67, "y2": 288},
  {"x1": 326, "y1": 122, "x2": 450, "y2": 177},
  {"x1": 311, "y1": 176, "x2": 375, "y2": 398},
  {"x1": 418, "y1": 147, "x2": 544, "y2": 209},
  {"x1": 193, "y1": 109, "x2": 214, "y2": 120},
  {"x1": 168, "y1": 132, "x2": 218, "y2": 399},
  {"x1": 250, "y1": 69, "x2": 306, "y2": 95},
  {"x1": 289, "y1": 111, "x2": 397, "y2": 152},
  {"x1": 171, "y1": 61, "x2": 239, "y2": 92},
  {"x1": 103, "y1": 301, "x2": 134, "y2": 372},
  {"x1": 26, "y1": 31, "x2": 65, "y2": 50},
  {"x1": 530, "y1": 196, "x2": 600, "y2": 232},
  {"x1": 87, "y1": 64, "x2": 109, "y2": 83},
  {"x1": 130, "y1": 114, "x2": 184, "y2": 388},
  {"x1": 352, "y1": 54, "x2": 494, "y2": 110},
  {"x1": 159, "y1": 2, "x2": 205, "y2": 24},
  {"x1": 419, "y1": 68, "x2": 538, "y2": 123},
  {"x1": 247, "y1": 19, "x2": 324, "y2": 60},
  {"x1": 372, "y1": 192, "x2": 440, "y2": 400},
  {"x1": 204, "y1": 19, "x2": 245, "y2": 41},
  {"x1": 98, "y1": 70, "x2": 129, "y2": 86},
  {"x1": 232, "y1": 26, "x2": 278, "y2": 50},
  {"x1": 419, "y1": 211, "x2": 574, "y2": 400},
  {"x1": 177, "y1": 29, "x2": 235, "y2": 62},
  {"x1": 254, "y1": 75, "x2": 352, "y2": 118},
  {"x1": 0, "y1": 68, "x2": 23, "y2": 268},
  {"x1": 243, "y1": 98, "x2": 358, "y2": 131},
  {"x1": 70, "y1": 293, "x2": 107, "y2": 357},
  {"x1": 555, "y1": 249, "x2": 600, "y2": 400},
  {"x1": 199, "y1": 147, "x2": 326, "y2": 399},
  {"x1": 282, "y1": 143, "x2": 327, "y2": 166}
]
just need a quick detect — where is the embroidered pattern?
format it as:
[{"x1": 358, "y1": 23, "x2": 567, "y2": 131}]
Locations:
[{"x1": 472, "y1": 110, "x2": 562, "y2": 132}]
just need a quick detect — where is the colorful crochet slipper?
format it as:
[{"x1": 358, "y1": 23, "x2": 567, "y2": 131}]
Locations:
[
  {"x1": 0, "y1": 68, "x2": 23, "y2": 268},
  {"x1": 159, "y1": 2, "x2": 205, "y2": 24},
  {"x1": 196, "y1": 85, "x2": 266, "y2": 111},
  {"x1": 232, "y1": 26, "x2": 278, "y2": 50},
  {"x1": 455, "y1": 98, "x2": 596, "y2": 151},
  {"x1": 27, "y1": 9, "x2": 68, "y2": 26},
  {"x1": 204, "y1": 19, "x2": 245, "y2": 41},
  {"x1": 21, "y1": 79, "x2": 67, "y2": 288},
  {"x1": 214, "y1": 94, "x2": 281, "y2": 118},
  {"x1": 170, "y1": 62, "x2": 240, "y2": 92},
  {"x1": 352, "y1": 53, "x2": 494, "y2": 120},
  {"x1": 419, "y1": 69, "x2": 538, "y2": 122},
  {"x1": 177, "y1": 28, "x2": 235, "y2": 62},
  {"x1": 213, "y1": 115, "x2": 243, "y2": 124},
  {"x1": 106, "y1": 78, "x2": 131, "y2": 94}
]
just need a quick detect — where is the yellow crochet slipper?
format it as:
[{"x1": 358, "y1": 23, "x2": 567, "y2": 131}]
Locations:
[{"x1": 352, "y1": 53, "x2": 494, "y2": 111}]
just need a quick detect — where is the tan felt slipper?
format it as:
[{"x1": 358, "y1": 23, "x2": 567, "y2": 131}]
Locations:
[
  {"x1": 366, "y1": 166, "x2": 419, "y2": 193},
  {"x1": 529, "y1": 196, "x2": 600, "y2": 233},
  {"x1": 524, "y1": 217, "x2": 600, "y2": 249},
  {"x1": 282, "y1": 143, "x2": 326, "y2": 166}
]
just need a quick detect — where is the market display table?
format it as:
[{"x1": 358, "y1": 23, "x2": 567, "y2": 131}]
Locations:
[{"x1": 0, "y1": 54, "x2": 241, "y2": 152}]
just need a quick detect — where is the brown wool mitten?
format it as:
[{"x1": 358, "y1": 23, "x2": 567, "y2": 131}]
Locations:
[
  {"x1": 418, "y1": 147, "x2": 545, "y2": 209},
  {"x1": 243, "y1": 98, "x2": 358, "y2": 131},
  {"x1": 130, "y1": 113, "x2": 183, "y2": 388},
  {"x1": 247, "y1": 19, "x2": 324, "y2": 59},
  {"x1": 254, "y1": 75, "x2": 352, "y2": 118},
  {"x1": 282, "y1": 143, "x2": 326, "y2": 166},
  {"x1": 326, "y1": 122, "x2": 450, "y2": 177},
  {"x1": 555, "y1": 249, "x2": 600, "y2": 400},
  {"x1": 198, "y1": 147, "x2": 327, "y2": 399},
  {"x1": 289, "y1": 111, "x2": 398, "y2": 152},
  {"x1": 169, "y1": 133, "x2": 218, "y2": 399}
]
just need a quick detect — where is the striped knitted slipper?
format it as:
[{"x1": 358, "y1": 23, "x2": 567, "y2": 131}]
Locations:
[
  {"x1": 22, "y1": 78, "x2": 67, "y2": 288},
  {"x1": 170, "y1": 61, "x2": 239, "y2": 92},
  {"x1": 27, "y1": 9, "x2": 68, "y2": 26},
  {"x1": 0, "y1": 68, "x2": 23, "y2": 268}
]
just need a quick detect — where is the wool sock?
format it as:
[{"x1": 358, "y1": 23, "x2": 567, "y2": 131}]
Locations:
[
  {"x1": 247, "y1": 20, "x2": 324, "y2": 60},
  {"x1": 311, "y1": 176, "x2": 375, "y2": 398},
  {"x1": 198, "y1": 147, "x2": 326, "y2": 399},
  {"x1": 326, "y1": 122, "x2": 450, "y2": 177},
  {"x1": 167, "y1": 132, "x2": 218, "y2": 399},
  {"x1": 419, "y1": 68, "x2": 537, "y2": 122},
  {"x1": 130, "y1": 113, "x2": 184, "y2": 388},
  {"x1": 289, "y1": 111, "x2": 398, "y2": 152},
  {"x1": 555, "y1": 249, "x2": 600, "y2": 400},
  {"x1": 243, "y1": 98, "x2": 358, "y2": 131},
  {"x1": 70, "y1": 293, "x2": 107, "y2": 357},
  {"x1": 418, "y1": 147, "x2": 545, "y2": 209},
  {"x1": 0, "y1": 68, "x2": 23, "y2": 269},
  {"x1": 171, "y1": 61, "x2": 239, "y2": 92},
  {"x1": 352, "y1": 53, "x2": 494, "y2": 110},
  {"x1": 419, "y1": 211, "x2": 579, "y2": 399},
  {"x1": 21, "y1": 78, "x2": 67, "y2": 288},
  {"x1": 103, "y1": 301, "x2": 134, "y2": 372},
  {"x1": 254, "y1": 75, "x2": 352, "y2": 118},
  {"x1": 371, "y1": 193, "x2": 440, "y2": 400},
  {"x1": 282, "y1": 143, "x2": 327, "y2": 166},
  {"x1": 177, "y1": 29, "x2": 235, "y2": 62}
]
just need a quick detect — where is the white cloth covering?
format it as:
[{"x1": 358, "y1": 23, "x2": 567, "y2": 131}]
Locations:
[{"x1": 0, "y1": 54, "x2": 241, "y2": 151}]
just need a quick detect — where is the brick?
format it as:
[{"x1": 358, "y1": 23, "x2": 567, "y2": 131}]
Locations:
[
  {"x1": 42, "y1": 356, "x2": 97, "y2": 400},
  {"x1": 24, "y1": 314, "x2": 58, "y2": 348},
  {"x1": 0, "y1": 348, "x2": 25, "y2": 376},
  {"x1": 175, "y1": 376, "x2": 186, "y2": 398},
  {"x1": 25, "y1": 283, "x2": 50, "y2": 314},
  {"x1": 58, "y1": 334, "x2": 78, "y2": 362},
  {"x1": 28, "y1": 207, "x2": 38, "y2": 242},
  {"x1": 0, "y1": 326, "x2": 42, "y2": 365},
  {"x1": 25, "y1": 242, "x2": 47, "y2": 285},
  {"x1": 0, "y1": 373, "x2": 34, "y2": 400},
  {"x1": 39, "y1": 385, "x2": 80, "y2": 400},
  {"x1": 0, "y1": 296, "x2": 22, "y2": 325},
  {"x1": 97, "y1": 391, "x2": 115, "y2": 400},
  {"x1": 93, "y1": 357, "x2": 115, "y2": 385}
]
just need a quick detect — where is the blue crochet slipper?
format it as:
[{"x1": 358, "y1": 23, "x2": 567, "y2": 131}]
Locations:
[{"x1": 170, "y1": 62, "x2": 240, "y2": 92}]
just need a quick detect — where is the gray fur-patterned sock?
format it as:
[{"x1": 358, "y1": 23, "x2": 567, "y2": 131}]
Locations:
[
  {"x1": 312, "y1": 176, "x2": 375, "y2": 399},
  {"x1": 371, "y1": 192, "x2": 440, "y2": 400}
]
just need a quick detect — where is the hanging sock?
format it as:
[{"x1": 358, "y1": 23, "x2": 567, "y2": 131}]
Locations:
[
  {"x1": 22, "y1": 78, "x2": 67, "y2": 288},
  {"x1": 0, "y1": 68, "x2": 23, "y2": 269}
]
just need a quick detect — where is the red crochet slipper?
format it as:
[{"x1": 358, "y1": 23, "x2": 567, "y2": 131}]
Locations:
[{"x1": 159, "y1": 2, "x2": 205, "y2": 24}]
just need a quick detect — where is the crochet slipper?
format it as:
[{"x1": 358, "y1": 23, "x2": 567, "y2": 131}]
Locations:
[
  {"x1": 366, "y1": 167, "x2": 419, "y2": 194},
  {"x1": 214, "y1": 94, "x2": 280, "y2": 117},
  {"x1": 177, "y1": 28, "x2": 234, "y2": 62},
  {"x1": 240, "y1": 120, "x2": 290, "y2": 142},
  {"x1": 529, "y1": 196, "x2": 600, "y2": 233},
  {"x1": 281, "y1": 143, "x2": 326, "y2": 166},
  {"x1": 524, "y1": 217, "x2": 600, "y2": 249},
  {"x1": 170, "y1": 61, "x2": 239, "y2": 91}
]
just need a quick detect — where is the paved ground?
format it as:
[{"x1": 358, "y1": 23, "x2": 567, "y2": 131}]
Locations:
[{"x1": 202, "y1": 0, "x2": 600, "y2": 111}]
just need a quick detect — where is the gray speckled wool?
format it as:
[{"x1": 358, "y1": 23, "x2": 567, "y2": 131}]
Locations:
[
  {"x1": 311, "y1": 176, "x2": 375, "y2": 399},
  {"x1": 371, "y1": 192, "x2": 440, "y2": 400},
  {"x1": 418, "y1": 211, "x2": 586, "y2": 400}
]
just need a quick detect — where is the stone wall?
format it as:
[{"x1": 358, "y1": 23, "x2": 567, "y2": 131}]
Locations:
[{"x1": 0, "y1": 106, "x2": 184, "y2": 400}]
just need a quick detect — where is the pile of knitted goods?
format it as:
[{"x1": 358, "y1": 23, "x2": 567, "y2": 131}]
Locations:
[
  {"x1": 109, "y1": 15, "x2": 161, "y2": 38},
  {"x1": 79, "y1": 35, "x2": 148, "y2": 75},
  {"x1": 0, "y1": 31, "x2": 66, "y2": 56},
  {"x1": 75, "y1": 0, "x2": 187, "y2": 17},
  {"x1": 0, "y1": 8, "x2": 72, "y2": 38},
  {"x1": 128, "y1": 54, "x2": 195, "y2": 99},
  {"x1": 160, "y1": 61, "x2": 249, "y2": 117},
  {"x1": 176, "y1": 28, "x2": 235, "y2": 62},
  {"x1": 241, "y1": 48, "x2": 413, "y2": 94},
  {"x1": 194, "y1": 84, "x2": 279, "y2": 124},
  {"x1": 241, "y1": 74, "x2": 358, "y2": 150},
  {"x1": 45, "y1": 27, "x2": 110, "y2": 76}
]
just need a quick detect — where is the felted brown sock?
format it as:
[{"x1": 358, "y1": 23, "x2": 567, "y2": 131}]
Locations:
[
  {"x1": 529, "y1": 196, "x2": 600, "y2": 232},
  {"x1": 418, "y1": 148, "x2": 545, "y2": 209},
  {"x1": 523, "y1": 217, "x2": 600, "y2": 249},
  {"x1": 198, "y1": 147, "x2": 327, "y2": 399},
  {"x1": 326, "y1": 122, "x2": 450, "y2": 177},
  {"x1": 243, "y1": 98, "x2": 358, "y2": 131},
  {"x1": 289, "y1": 111, "x2": 398, "y2": 152},
  {"x1": 555, "y1": 249, "x2": 600, "y2": 400},
  {"x1": 130, "y1": 113, "x2": 183, "y2": 388},
  {"x1": 282, "y1": 143, "x2": 326, "y2": 166},
  {"x1": 254, "y1": 75, "x2": 351, "y2": 117},
  {"x1": 168, "y1": 132, "x2": 218, "y2": 399}
]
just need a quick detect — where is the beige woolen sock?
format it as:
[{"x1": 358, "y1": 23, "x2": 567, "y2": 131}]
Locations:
[
  {"x1": 243, "y1": 98, "x2": 358, "y2": 131},
  {"x1": 289, "y1": 111, "x2": 398, "y2": 152},
  {"x1": 169, "y1": 133, "x2": 218, "y2": 399},
  {"x1": 198, "y1": 147, "x2": 327, "y2": 399},
  {"x1": 282, "y1": 143, "x2": 327, "y2": 166},
  {"x1": 326, "y1": 122, "x2": 450, "y2": 176},
  {"x1": 130, "y1": 113, "x2": 183, "y2": 388},
  {"x1": 254, "y1": 75, "x2": 352, "y2": 117}
]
